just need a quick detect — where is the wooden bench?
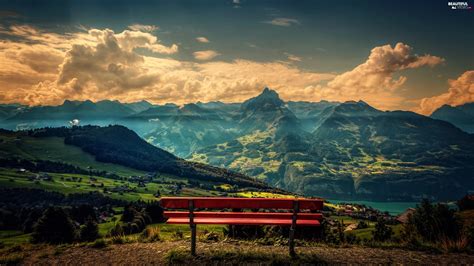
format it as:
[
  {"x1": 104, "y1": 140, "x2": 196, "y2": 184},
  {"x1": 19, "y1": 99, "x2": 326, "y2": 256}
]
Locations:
[{"x1": 160, "y1": 197, "x2": 323, "y2": 256}]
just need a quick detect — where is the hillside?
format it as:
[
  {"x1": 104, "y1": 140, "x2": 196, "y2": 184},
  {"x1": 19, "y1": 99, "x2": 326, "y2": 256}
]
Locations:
[{"x1": 0, "y1": 125, "x2": 284, "y2": 202}]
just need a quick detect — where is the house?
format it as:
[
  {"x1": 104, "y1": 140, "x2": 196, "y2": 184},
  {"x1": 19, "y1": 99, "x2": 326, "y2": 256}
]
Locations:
[{"x1": 396, "y1": 208, "x2": 416, "y2": 224}]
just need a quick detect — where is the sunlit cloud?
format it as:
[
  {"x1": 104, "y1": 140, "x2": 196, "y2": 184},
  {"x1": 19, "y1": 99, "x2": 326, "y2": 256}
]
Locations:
[
  {"x1": 314, "y1": 43, "x2": 444, "y2": 110},
  {"x1": 193, "y1": 50, "x2": 220, "y2": 60},
  {"x1": 196, "y1": 37, "x2": 210, "y2": 43},
  {"x1": 128, "y1": 24, "x2": 158, "y2": 32},
  {"x1": 264, "y1": 18, "x2": 300, "y2": 27},
  {"x1": 418, "y1": 70, "x2": 474, "y2": 115},
  {"x1": 0, "y1": 25, "x2": 448, "y2": 112}
]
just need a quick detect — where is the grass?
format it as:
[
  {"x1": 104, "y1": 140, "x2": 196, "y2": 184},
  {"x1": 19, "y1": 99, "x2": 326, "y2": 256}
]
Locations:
[
  {"x1": 0, "y1": 135, "x2": 143, "y2": 176},
  {"x1": 150, "y1": 223, "x2": 227, "y2": 241},
  {"x1": 98, "y1": 215, "x2": 121, "y2": 236},
  {"x1": 0, "y1": 253, "x2": 24, "y2": 265},
  {"x1": 237, "y1": 191, "x2": 294, "y2": 198},
  {"x1": 0, "y1": 167, "x2": 244, "y2": 202},
  {"x1": 0, "y1": 169, "x2": 153, "y2": 202}
]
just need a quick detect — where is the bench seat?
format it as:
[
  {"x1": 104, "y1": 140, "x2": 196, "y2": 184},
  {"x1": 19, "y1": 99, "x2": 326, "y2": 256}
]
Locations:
[
  {"x1": 164, "y1": 211, "x2": 322, "y2": 220},
  {"x1": 166, "y1": 217, "x2": 321, "y2": 226}
]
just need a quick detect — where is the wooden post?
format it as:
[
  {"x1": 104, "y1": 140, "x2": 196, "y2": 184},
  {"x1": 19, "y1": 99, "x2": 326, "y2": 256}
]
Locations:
[
  {"x1": 289, "y1": 200, "x2": 299, "y2": 257},
  {"x1": 189, "y1": 199, "x2": 196, "y2": 256}
]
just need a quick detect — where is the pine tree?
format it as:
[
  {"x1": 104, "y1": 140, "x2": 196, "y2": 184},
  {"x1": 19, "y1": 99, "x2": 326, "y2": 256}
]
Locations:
[{"x1": 32, "y1": 207, "x2": 77, "y2": 244}]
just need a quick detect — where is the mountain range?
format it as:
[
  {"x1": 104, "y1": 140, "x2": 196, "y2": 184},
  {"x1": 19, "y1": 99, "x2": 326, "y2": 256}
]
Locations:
[
  {"x1": 430, "y1": 103, "x2": 474, "y2": 133},
  {"x1": 1, "y1": 88, "x2": 473, "y2": 201}
]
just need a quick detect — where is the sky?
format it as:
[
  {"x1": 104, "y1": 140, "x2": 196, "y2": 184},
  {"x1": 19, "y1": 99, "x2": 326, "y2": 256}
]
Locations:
[{"x1": 0, "y1": 0, "x2": 472, "y2": 114}]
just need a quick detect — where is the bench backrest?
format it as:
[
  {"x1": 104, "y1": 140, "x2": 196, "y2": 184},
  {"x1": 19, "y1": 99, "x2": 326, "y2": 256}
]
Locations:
[{"x1": 160, "y1": 197, "x2": 323, "y2": 211}]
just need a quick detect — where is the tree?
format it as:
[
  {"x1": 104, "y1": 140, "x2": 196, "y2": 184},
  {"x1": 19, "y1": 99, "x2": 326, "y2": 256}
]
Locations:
[
  {"x1": 372, "y1": 217, "x2": 392, "y2": 242},
  {"x1": 145, "y1": 202, "x2": 165, "y2": 223},
  {"x1": 405, "y1": 199, "x2": 461, "y2": 243},
  {"x1": 80, "y1": 217, "x2": 99, "y2": 242},
  {"x1": 32, "y1": 207, "x2": 77, "y2": 244}
]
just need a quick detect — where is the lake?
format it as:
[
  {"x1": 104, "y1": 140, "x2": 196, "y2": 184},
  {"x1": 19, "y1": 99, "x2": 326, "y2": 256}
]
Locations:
[{"x1": 327, "y1": 199, "x2": 419, "y2": 215}]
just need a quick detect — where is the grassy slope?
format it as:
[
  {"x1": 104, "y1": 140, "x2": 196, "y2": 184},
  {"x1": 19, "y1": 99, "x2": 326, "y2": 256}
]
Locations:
[{"x1": 0, "y1": 135, "x2": 143, "y2": 176}]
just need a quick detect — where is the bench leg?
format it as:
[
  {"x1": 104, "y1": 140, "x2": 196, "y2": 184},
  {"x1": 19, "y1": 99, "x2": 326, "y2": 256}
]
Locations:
[
  {"x1": 289, "y1": 200, "x2": 299, "y2": 257},
  {"x1": 191, "y1": 224, "x2": 197, "y2": 256},
  {"x1": 289, "y1": 228, "x2": 296, "y2": 257}
]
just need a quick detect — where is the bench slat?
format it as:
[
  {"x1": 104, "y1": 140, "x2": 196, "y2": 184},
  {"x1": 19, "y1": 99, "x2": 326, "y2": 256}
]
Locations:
[
  {"x1": 166, "y1": 217, "x2": 321, "y2": 227},
  {"x1": 164, "y1": 211, "x2": 323, "y2": 220},
  {"x1": 161, "y1": 197, "x2": 323, "y2": 210}
]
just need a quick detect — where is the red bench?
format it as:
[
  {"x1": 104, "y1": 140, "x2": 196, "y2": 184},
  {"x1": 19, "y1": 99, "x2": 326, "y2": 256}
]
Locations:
[{"x1": 161, "y1": 197, "x2": 323, "y2": 256}]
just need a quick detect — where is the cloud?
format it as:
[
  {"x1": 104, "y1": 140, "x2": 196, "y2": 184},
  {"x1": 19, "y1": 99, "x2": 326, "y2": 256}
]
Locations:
[
  {"x1": 284, "y1": 52, "x2": 302, "y2": 62},
  {"x1": 193, "y1": 50, "x2": 220, "y2": 61},
  {"x1": 232, "y1": 0, "x2": 241, "y2": 8},
  {"x1": 418, "y1": 71, "x2": 474, "y2": 115},
  {"x1": 0, "y1": 26, "x2": 446, "y2": 112},
  {"x1": 128, "y1": 24, "x2": 158, "y2": 32},
  {"x1": 196, "y1": 37, "x2": 210, "y2": 43},
  {"x1": 264, "y1": 18, "x2": 300, "y2": 27},
  {"x1": 321, "y1": 42, "x2": 444, "y2": 110}
]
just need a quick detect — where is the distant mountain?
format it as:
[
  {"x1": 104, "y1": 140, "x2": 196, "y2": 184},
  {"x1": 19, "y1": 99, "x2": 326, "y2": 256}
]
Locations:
[
  {"x1": 194, "y1": 90, "x2": 474, "y2": 201},
  {"x1": 0, "y1": 103, "x2": 26, "y2": 120},
  {"x1": 9, "y1": 100, "x2": 135, "y2": 121},
  {"x1": 124, "y1": 100, "x2": 154, "y2": 113},
  {"x1": 431, "y1": 103, "x2": 474, "y2": 133},
  {"x1": 2, "y1": 89, "x2": 474, "y2": 201},
  {"x1": 238, "y1": 87, "x2": 297, "y2": 134}
]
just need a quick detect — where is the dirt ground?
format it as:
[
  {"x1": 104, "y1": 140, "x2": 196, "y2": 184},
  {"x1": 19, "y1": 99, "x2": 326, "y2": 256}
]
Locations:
[{"x1": 8, "y1": 240, "x2": 474, "y2": 265}]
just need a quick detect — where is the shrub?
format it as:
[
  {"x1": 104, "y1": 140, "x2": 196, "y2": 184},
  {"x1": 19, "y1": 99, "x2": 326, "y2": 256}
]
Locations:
[
  {"x1": 172, "y1": 229, "x2": 184, "y2": 240},
  {"x1": 31, "y1": 207, "x2": 77, "y2": 244},
  {"x1": 438, "y1": 235, "x2": 470, "y2": 253},
  {"x1": 372, "y1": 218, "x2": 392, "y2": 242},
  {"x1": 108, "y1": 223, "x2": 124, "y2": 237},
  {"x1": 140, "y1": 227, "x2": 161, "y2": 243},
  {"x1": 406, "y1": 199, "x2": 462, "y2": 243},
  {"x1": 80, "y1": 218, "x2": 99, "y2": 242},
  {"x1": 356, "y1": 221, "x2": 369, "y2": 229}
]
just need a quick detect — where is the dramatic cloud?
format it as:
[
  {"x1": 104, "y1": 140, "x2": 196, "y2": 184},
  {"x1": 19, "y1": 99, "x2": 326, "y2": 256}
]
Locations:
[
  {"x1": 196, "y1": 37, "x2": 210, "y2": 43},
  {"x1": 321, "y1": 42, "x2": 444, "y2": 109},
  {"x1": 0, "y1": 26, "x2": 446, "y2": 111},
  {"x1": 418, "y1": 71, "x2": 474, "y2": 115},
  {"x1": 193, "y1": 50, "x2": 220, "y2": 60},
  {"x1": 128, "y1": 24, "x2": 158, "y2": 32},
  {"x1": 264, "y1": 18, "x2": 300, "y2": 27}
]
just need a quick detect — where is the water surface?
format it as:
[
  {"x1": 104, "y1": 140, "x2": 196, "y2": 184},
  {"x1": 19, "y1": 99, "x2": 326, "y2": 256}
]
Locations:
[{"x1": 327, "y1": 199, "x2": 419, "y2": 215}]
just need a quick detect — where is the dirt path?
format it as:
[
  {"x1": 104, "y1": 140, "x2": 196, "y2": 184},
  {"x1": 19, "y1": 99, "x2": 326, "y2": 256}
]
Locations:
[{"x1": 13, "y1": 241, "x2": 474, "y2": 265}]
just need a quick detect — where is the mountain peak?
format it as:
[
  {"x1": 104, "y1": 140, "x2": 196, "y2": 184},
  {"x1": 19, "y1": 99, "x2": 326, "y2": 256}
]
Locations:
[
  {"x1": 241, "y1": 87, "x2": 284, "y2": 112},
  {"x1": 260, "y1": 87, "x2": 279, "y2": 98},
  {"x1": 334, "y1": 100, "x2": 381, "y2": 116}
]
